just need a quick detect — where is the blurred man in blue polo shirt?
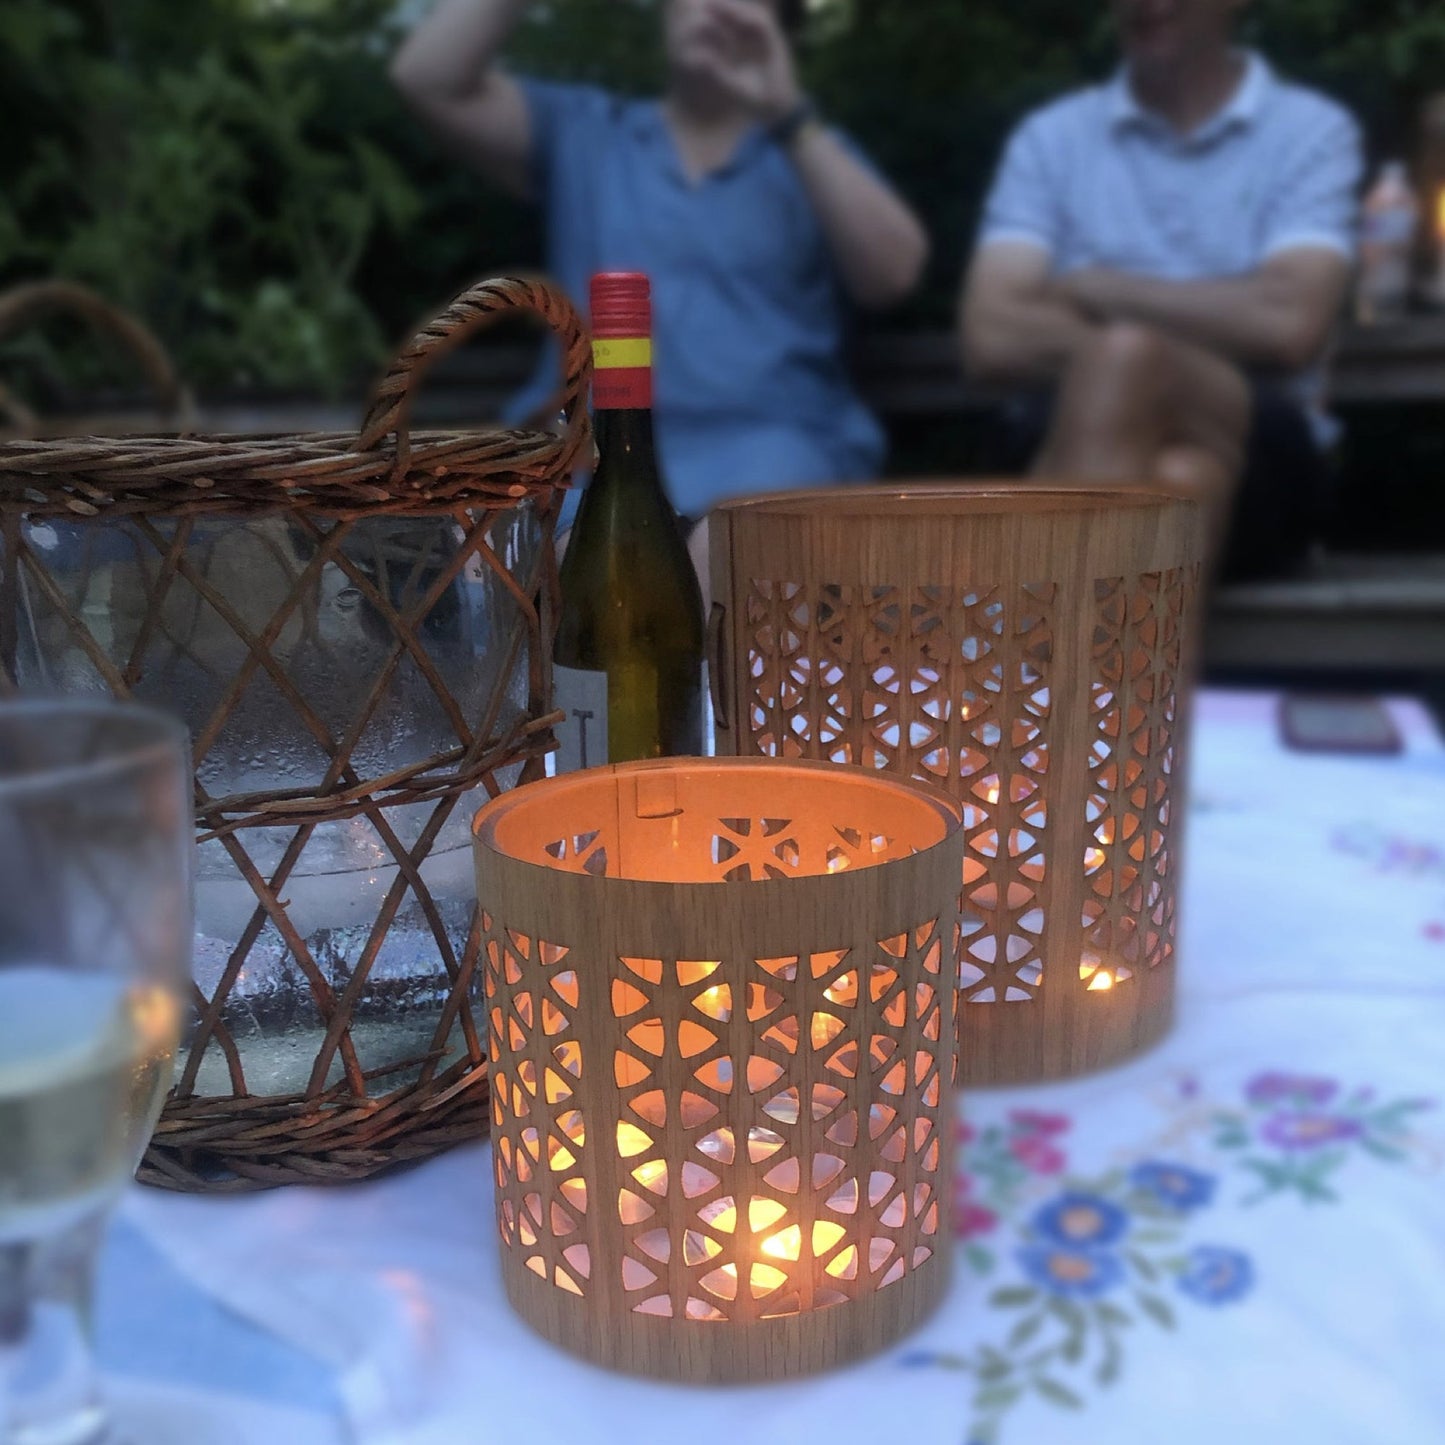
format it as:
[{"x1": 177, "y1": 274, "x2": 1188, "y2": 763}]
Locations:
[
  {"x1": 393, "y1": 0, "x2": 928, "y2": 533},
  {"x1": 961, "y1": 0, "x2": 1363, "y2": 579}
]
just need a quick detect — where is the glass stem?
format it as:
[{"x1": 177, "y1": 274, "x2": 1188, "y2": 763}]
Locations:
[
  {"x1": 0, "y1": 1245, "x2": 29, "y2": 1343},
  {"x1": 0, "y1": 1220, "x2": 108, "y2": 1445},
  {"x1": 0, "y1": 1243, "x2": 33, "y2": 1440}
]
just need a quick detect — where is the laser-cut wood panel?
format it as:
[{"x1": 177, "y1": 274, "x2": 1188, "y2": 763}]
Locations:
[
  {"x1": 474, "y1": 759, "x2": 964, "y2": 1382},
  {"x1": 711, "y1": 485, "x2": 1203, "y2": 1085}
]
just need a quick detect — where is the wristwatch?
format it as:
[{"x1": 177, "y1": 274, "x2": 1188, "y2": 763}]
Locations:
[{"x1": 767, "y1": 97, "x2": 820, "y2": 149}]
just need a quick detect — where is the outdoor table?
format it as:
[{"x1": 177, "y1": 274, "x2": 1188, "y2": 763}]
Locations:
[{"x1": 99, "y1": 690, "x2": 1445, "y2": 1445}]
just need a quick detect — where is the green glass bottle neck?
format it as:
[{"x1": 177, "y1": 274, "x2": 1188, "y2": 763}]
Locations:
[{"x1": 590, "y1": 406, "x2": 665, "y2": 503}]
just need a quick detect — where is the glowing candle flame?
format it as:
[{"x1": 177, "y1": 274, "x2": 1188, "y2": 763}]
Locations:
[
  {"x1": 698, "y1": 984, "x2": 728, "y2": 1015},
  {"x1": 761, "y1": 1225, "x2": 802, "y2": 1262}
]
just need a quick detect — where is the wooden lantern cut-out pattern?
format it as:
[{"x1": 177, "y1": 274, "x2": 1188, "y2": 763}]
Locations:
[
  {"x1": 472, "y1": 759, "x2": 964, "y2": 1382},
  {"x1": 709, "y1": 485, "x2": 1202, "y2": 1085}
]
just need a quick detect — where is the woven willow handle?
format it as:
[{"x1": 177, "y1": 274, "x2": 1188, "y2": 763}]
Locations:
[
  {"x1": 358, "y1": 275, "x2": 592, "y2": 481},
  {"x1": 0, "y1": 280, "x2": 186, "y2": 434}
]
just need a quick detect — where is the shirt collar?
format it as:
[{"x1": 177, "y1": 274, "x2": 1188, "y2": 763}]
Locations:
[
  {"x1": 631, "y1": 99, "x2": 766, "y2": 183},
  {"x1": 1108, "y1": 50, "x2": 1272, "y2": 141}
]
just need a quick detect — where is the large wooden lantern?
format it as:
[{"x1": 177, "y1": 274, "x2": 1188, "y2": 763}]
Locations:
[{"x1": 710, "y1": 485, "x2": 1203, "y2": 1085}]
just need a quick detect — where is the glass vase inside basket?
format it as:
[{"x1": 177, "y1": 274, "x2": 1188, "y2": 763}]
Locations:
[{"x1": 15, "y1": 506, "x2": 542, "y2": 1099}]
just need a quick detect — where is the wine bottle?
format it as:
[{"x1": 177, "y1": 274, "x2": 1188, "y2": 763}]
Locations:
[{"x1": 552, "y1": 273, "x2": 705, "y2": 771}]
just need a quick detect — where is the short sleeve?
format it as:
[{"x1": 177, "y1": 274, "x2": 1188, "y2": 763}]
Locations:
[
  {"x1": 1261, "y1": 106, "x2": 1363, "y2": 260},
  {"x1": 977, "y1": 113, "x2": 1063, "y2": 257},
  {"x1": 517, "y1": 77, "x2": 611, "y2": 198}
]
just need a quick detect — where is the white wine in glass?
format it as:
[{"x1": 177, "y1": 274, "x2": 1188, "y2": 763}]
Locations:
[{"x1": 0, "y1": 701, "x2": 192, "y2": 1445}]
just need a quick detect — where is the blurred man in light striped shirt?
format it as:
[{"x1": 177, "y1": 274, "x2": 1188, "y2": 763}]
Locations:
[{"x1": 961, "y1": 0, "x2": 1363, "y2": 579}]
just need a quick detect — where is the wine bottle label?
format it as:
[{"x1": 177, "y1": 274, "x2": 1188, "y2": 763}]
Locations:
[
  {"x1": 553, "y1": 664, "x2": 610, "y2": 773},
  {"x1": 592, "y1": 337, "x2": 652, "y2": 410}
]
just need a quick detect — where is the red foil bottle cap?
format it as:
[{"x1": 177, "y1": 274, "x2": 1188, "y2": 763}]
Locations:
[{"x1": 591, "y1": 272, "x2": 652, "y2": 339}]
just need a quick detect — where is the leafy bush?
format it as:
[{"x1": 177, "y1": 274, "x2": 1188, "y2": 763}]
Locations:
[
  {"x1": 4, "y1": 0, "x2": 1443, "y2": 396},
  {"x1": 0, "y1": 0, "x2": 423, "y2": 395}
]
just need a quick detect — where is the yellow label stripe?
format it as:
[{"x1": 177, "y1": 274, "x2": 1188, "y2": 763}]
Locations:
[{"x1": 592, "y1": 338, "x2": 651, "y2": 369}]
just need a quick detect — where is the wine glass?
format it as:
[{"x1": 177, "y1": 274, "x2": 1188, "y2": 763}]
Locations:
[{"x1": 0, "y1": 699, "x2": 192, "y2": 1445}]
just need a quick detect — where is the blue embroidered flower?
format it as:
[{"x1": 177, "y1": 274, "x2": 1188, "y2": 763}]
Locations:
[
  {"x1": 1031, "y1": 1192, "x2": 1129, "y2": 1247},
  {"x1": 1176, "y1": 1246, "x2": 1255, "y2": 1305},
  {"x1": 1018, "y1": 1244, "x2": 1124, "y2": 1299},
  {"x1": 898, "y1": 1351, "x2": 939, "y2": 1369},
  {"x1": 1130, "y1": 1160, "x2": 1216, "y2": 1212}
]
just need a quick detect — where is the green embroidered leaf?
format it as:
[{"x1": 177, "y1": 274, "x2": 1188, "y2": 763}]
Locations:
[
  {"x1": 989, "y1": 1286, "x2": 1039, "y2": 1309},
  {"x1": 1007, "y1": 1314, "x2": 1044, "y2": 1349},
  {"x1": 974, "y1": 1384, "x2": 1023, "y2": 1411},
  {"x1": 965, "y1": 1243, "x2": 996, "y2": 1275},
  {"x1": 1137, "y1": 1292, "x2": 1176, "y2": 1330},
  {"x1": 1128, "y1": 1198, "x2": 1176, "y2": 1221},
  {"x1": 1242, "y1": 1157, "x2": 1288, "y2": 1179},
  {"x1": 1096, "y1": 1339, "x2": 1123, "y2": 1386},
  {"x1": 1367, "y1": 1100, "x2": 1434, "y2": 1127},
  {"x1": 1096, "y1": 1300, "x2": 1132, "y2": 1327},
  {"x1": 1127, "y1": 1250, "x2": 1159, "y2": 1282},
  {"x1": 978, "y1": 1352, "x2": 1013, "y2": 1383},
  {"x1": 1033, "y1": 1376, "x2": 1084, "y2": 1409},
  {"x1": 1061, "y1": 1332, "x2": 1085, "y2": 1363},
  {"x1": 1132, "y1": 1228, "x2": 1182, "y2": 1244},
  {"x1": 1047, "y1": 1297, "x2": 1087, "y2": 1333},
  {"x1": 1359, "y1": 1137, "x2": 1407, "y2": 1163}
]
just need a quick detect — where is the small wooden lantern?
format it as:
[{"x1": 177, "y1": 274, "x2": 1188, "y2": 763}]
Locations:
[
  {"x1": 472, "y1": 758, "x2": 964, "y2": 1383},
  {"x1": 709, "y1": 485, "x2": 1203, "y2": 1086}
]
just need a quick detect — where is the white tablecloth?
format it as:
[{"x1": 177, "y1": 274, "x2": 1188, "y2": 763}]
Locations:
[{"x1": 112, "y1": 691, "x2": 1445, "y2": 1444}]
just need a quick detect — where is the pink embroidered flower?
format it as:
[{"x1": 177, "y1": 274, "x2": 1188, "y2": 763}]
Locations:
[
  {"x1": 1008, "y1": 1109, "x2": 1071, "y2": 1137},
  {"x1": 953, "y1": 1195, "x2": 999, "y2": 1239},
  {"x1": 1262, "y1": 1112, "x2": 1362, "y2": 1150},
  {"x1": 952, "y1": 1172, "x2": 998, "y2": 1238},
  {"x1": 1424, "y1": 922, "x2": 1445, "y2": 942},
  {"x1": 1009, "y1": 1134, "x2": 1067, "y2": 1175},
  {"x1": 954, "y1": 1119, "x2": 978, "y2": 1147},
  {"x1": 1246, "y1": 1073, "x2": 1339, "y2": 1107}
]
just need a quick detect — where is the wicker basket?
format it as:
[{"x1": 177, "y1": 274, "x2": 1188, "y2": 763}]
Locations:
[
  {"x1": 710, "y1": 484, "x2": 1203, "y2": 1085},
  {"x1": 0, "y1": 279, "x2": 189, "y2": 440},
  {"x1": 0, "y1": 276, "x2": 591, "y2": 1189}
]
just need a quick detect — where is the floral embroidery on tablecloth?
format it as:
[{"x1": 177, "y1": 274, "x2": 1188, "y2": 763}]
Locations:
[
  {"x1": 1330, "y1": 826, "x2": 1445, "y2": 877},
  {"x1": 900, "y1": 1073, "x2": 1439, "y2": 1443},
  {"x1": 1329, "y1": 828, "x2": 1445, "y2": 947}
]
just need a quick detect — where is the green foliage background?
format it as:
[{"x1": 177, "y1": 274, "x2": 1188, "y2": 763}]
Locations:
[{"x1": 4, "y1": 0, "x2": 1443, "y2": 397}]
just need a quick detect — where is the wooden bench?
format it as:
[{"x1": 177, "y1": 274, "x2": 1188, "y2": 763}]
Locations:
[
  {"x1": 73, "y1": 323, "x2": 1445, "y2": 703},
  {"x1": 850, "y1": 330, "x2": 1445, "y2": 699}
]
